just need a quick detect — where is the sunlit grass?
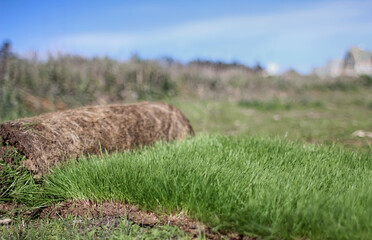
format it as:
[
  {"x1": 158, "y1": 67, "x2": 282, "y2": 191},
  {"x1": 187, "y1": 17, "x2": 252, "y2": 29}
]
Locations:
[
  {"x1": 34, "y1": 135, "x2": 372, "y2": 239},
  {"x1": 169, "y1": 93, "x2": 372, "y2": 152}
]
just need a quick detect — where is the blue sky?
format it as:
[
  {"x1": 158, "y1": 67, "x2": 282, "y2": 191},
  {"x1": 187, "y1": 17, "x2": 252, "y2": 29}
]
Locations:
[{"x1": 1, "y1": 0, "x2": 372, "y2": 73}]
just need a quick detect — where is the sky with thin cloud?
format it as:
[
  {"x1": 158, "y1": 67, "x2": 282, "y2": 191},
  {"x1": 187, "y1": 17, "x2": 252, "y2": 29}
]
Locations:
[{"x1": 1, "y1": 0, "x2": 371, "y2": 73}]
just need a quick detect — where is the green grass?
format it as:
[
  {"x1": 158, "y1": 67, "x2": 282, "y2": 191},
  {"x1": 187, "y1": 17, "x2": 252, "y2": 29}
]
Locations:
[
  {"x1": 8, "y1": 135, "x2": 372, "y2": 239},
  {"x1": 0, "y1": 216, "x2": 189, "y2": 240},
  {"x1": 0, "y1": 144, "x2": 41, "y2": 204},
  {"x1": 238, "y1": 99, "x2": 323, "y2": 111},
  {"x1": 168, "y1": 91, "x2": 372, "y2": 152}
]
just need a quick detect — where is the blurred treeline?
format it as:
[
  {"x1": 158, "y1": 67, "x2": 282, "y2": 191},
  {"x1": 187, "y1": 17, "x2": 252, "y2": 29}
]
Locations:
[
  {"x1": 0, "y1": 42, "x2": 178, "y2": 120},
  {"x1": 1, "y1": 41, "x2": 371, "y2": 121}
]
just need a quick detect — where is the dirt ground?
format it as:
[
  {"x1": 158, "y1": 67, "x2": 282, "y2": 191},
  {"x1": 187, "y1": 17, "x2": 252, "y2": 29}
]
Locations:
[{"x1": 1, "y1": 201, "x2": 253, "y2": 240}]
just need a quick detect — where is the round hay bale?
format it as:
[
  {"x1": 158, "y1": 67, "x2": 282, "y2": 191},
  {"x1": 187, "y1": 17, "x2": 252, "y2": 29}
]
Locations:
[{"x1": 0, "y1": 102, "x2": 194, "y2": 174}]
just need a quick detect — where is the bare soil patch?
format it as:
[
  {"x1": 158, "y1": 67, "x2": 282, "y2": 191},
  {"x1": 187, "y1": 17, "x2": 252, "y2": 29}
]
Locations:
[
  {"x1": 0, "y1": 102, "x2": 194, "y2": 174},
  {"x1": 40, "y1": 200, "x2": 251, "y2": 240},
  {"x1": 0, "y1": 202, "x2": 23, "y2": 216}
]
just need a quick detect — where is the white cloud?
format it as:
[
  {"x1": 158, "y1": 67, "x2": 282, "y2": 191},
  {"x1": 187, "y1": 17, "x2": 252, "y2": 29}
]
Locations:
[
  {"x1": 266, "y1": 62, "x2": 280, "y2": 75},
  {"x1": 51, "y1": 0, "x2": 372, "y2": 69}
]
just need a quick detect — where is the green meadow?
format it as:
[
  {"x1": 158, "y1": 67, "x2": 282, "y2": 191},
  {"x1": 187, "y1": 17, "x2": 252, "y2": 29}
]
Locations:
[{"x1": 2, "y1": 135, "x2": 372, "y2": 239}]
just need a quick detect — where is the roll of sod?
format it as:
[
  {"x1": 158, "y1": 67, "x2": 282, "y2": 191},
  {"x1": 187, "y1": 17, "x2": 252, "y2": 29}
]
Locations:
[{"x1": 0, "y1": 102, "x2": 194, "y2": 174}]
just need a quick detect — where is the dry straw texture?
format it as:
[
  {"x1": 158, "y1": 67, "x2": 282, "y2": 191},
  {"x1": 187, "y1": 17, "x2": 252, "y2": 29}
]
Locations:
[{"x1": 0, "y1": 102, "x2": 194, "y2": 174}]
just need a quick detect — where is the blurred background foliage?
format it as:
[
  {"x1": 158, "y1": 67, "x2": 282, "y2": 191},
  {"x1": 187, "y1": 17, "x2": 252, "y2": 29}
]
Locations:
[
  {"x1": 1, "y1": 41, "x2": 371, "y2": 151},
  {"x1": 0, "y1": 41, "x2": 178, "y2": 120}
]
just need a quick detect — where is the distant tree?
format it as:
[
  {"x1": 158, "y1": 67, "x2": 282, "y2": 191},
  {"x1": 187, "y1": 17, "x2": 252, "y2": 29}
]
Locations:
[
  {"x1": 253, "y1": 62, "x2": 264, "y2": 73},
  {"x1": 0, "y1": 40, "x2": 12, "y2": 82},
  {"x1": 160, "y1": 56, "x2": 176, "y2": 66},
  {"x1": 130, "y1": 52, "x2": 141, "y2": 63}
]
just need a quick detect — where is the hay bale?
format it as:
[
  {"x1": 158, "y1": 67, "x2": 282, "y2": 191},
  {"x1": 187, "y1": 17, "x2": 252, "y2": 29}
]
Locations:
[{"x1": 0, "y1": 102, "x2": 194, "y2": 174}]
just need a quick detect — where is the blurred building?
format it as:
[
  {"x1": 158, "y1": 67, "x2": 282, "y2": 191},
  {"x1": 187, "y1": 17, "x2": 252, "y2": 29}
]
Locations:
[
  {"x1": 343, "y1": 47, "x2": 372, "y2": 76},
  {"x1": 312, "y1": 59, "x2": 343, "y2": 78},
  {"x1": 312, "y1": 47, "x2": 372, "y2": 77}
]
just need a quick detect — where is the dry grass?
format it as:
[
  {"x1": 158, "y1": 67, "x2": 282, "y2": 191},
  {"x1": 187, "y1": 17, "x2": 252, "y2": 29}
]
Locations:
[{"x1": 0, "y1": 102, "x2": 194, "y2": 174}]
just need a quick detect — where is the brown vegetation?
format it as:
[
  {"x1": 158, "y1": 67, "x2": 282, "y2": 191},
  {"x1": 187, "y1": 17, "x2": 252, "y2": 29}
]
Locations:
[
  {"x1": 0, "y1": 102, "x2": 194, "y2": 174},
  {"x1": 40, "y1": 200, "x2": 249, "y2": 240},
  {"x1": 0, "y1": 200, "x2": 250, "y2": 239}
]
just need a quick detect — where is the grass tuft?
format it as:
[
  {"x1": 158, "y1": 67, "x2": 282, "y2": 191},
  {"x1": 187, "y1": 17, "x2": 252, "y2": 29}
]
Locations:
[
  {"x1": 35, "y1": 135, "x2": 372, "y2": 239},
  {"x1": 0, "y1": 143, "x2": 45, "y2": 206}
]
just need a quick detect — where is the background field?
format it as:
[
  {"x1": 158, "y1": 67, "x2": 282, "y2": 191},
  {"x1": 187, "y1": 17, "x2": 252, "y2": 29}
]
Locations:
[{"x1": 1, "y1": 48, "x2": 371, "y2": 151}]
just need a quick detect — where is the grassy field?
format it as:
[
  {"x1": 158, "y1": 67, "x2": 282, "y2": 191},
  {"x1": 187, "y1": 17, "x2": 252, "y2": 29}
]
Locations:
[
  {"x1": 1, "y1": 50, "x2": 372, "y2": 239},
  {"x1": 1, "y1": 90, "x2": 372, "y2": 239},
  {"x1": 2, "y1": 135, "x2": 372, "y2": 239},
  {"x1": 169, "y1": 88, "x2": 372, "y2": 153}
]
